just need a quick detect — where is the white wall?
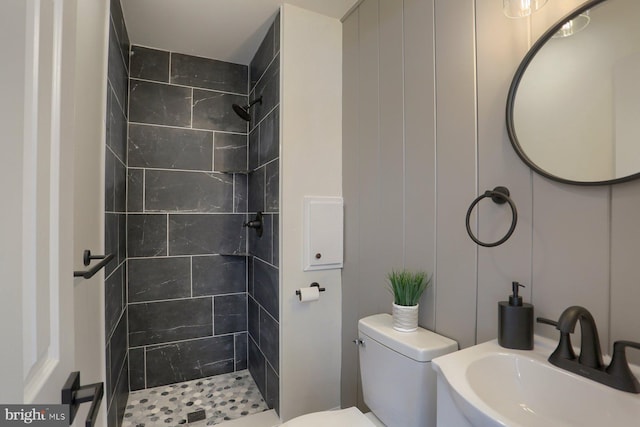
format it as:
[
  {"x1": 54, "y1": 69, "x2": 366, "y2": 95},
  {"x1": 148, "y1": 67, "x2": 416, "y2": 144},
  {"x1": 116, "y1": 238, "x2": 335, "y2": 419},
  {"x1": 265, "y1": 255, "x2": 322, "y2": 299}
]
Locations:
[
  {"x1": 342, "y1": 0, "x2": 640, "y2": 409},
  {"x1": 280, "y1": 4, "x2": 343, "y2": 421}
]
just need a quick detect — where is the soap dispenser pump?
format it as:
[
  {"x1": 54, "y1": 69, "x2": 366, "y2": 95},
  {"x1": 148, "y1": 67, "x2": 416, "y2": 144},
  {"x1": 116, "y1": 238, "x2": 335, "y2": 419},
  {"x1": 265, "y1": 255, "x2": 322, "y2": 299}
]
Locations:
[{"x1": 498, "y1": 281, "x2": 534, "y2": 350}]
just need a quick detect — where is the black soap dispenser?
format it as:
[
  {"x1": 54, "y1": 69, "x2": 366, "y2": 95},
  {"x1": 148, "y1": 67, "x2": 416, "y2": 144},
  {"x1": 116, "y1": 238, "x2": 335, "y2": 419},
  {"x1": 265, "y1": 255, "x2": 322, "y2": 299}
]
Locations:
[{"x1": 498, "y1": 282, "x2": 533, "y2": 350}]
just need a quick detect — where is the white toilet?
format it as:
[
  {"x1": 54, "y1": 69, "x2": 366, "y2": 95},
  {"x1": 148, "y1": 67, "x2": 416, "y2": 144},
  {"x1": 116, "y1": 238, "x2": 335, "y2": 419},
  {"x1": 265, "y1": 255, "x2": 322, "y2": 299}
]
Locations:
[{"x1": 280, "y1": 313, "x2": 458, "y2": 427}]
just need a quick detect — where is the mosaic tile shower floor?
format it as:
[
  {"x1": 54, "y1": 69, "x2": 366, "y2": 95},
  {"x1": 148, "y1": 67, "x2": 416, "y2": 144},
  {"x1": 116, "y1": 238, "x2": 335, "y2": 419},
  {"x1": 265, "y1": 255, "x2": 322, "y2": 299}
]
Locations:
[{"x1": 122, "y1": 370, "x2": 269, "y2": 427}]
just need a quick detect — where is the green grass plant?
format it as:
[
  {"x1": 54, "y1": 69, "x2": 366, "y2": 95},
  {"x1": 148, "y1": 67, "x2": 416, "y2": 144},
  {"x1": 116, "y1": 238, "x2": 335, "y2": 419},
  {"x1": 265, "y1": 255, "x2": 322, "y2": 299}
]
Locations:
[{"x1": 387, "y1": 269, "x2": 431, "y2": 306}]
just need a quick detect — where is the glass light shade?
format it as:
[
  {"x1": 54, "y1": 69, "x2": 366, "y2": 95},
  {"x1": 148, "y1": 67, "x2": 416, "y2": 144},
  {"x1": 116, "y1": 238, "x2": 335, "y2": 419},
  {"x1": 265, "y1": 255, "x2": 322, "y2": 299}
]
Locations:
[
  {"x1": 553, "y1": 11, "x2": 590, "y2": 38},
  {"x1": 503, "y1": 0, "x2": 549, "y2": 18}
]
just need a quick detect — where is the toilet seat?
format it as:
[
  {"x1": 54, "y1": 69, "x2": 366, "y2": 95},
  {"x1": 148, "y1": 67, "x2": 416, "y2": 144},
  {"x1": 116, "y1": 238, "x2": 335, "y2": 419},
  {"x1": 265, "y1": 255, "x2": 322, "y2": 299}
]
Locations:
[{"x1": 279, "y1": 407, "x2": 377, "y2": 427}]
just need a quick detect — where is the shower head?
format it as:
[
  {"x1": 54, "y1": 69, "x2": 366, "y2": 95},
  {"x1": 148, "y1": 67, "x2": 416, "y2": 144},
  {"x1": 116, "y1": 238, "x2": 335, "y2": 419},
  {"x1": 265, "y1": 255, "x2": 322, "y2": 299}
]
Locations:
[{"x1": 232, "y1": 96, "x2": 263, "y2": 121}]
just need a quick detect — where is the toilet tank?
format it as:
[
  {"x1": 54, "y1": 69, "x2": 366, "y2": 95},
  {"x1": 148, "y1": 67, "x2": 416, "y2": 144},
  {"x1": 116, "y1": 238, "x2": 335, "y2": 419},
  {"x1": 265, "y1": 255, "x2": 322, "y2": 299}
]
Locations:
[{"x1": 358, "y1": 314, "x2": 457, "y2": 427}]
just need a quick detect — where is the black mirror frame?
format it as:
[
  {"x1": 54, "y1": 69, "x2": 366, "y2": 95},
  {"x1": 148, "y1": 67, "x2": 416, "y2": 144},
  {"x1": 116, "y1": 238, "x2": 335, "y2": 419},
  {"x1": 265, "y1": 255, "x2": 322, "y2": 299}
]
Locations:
[{"x1": 505, "y1": 0, "x2": 640, "y2": 186}]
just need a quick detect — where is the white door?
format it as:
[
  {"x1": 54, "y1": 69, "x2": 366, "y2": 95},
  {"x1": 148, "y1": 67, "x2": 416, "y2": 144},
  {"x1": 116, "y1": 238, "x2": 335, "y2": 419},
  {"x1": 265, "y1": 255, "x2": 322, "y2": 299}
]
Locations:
[{"x1": 0, "y1": 0, "x2": 107, "y2": 425}]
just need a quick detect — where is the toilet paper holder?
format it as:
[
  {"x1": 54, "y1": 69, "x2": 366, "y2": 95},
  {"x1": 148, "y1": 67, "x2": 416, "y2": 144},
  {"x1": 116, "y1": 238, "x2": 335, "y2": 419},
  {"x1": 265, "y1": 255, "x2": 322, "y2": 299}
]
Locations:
[{"x1": 295, "y1": 282, "x2": 326, "y2": 300}]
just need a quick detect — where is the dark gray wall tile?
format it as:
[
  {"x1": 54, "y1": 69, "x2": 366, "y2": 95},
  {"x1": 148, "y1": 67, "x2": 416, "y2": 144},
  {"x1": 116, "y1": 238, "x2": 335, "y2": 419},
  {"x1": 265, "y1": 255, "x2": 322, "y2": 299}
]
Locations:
[
  {"x1": 266, "y1": 363, "x2": 279, "y2": 413},
  {"x1": 169, "y1": 214, "x2": 246, "y2": 255},
  {"x1": 251, "y1": 54, "x2": 279, "y2": 125},
  {"x1": 249, "y1": 128, "x2": 259, "y2": 171},
  {"x1": 235, "y1": 333, "x2": 248, "y2": 370},
  {"x1": 192, "y1": 255, "x2": 246, "y2": 296},
  {"x1": 259, "y1": 309, "x2": 279, "y2": 374},
  {"x1": 253, "y1": 259, "x2": 278, "y2": 320},
  {"x1": 105, "y1": 343, "x2": 113, "y2": 401},
  {"x1": 115, "y1": 357, "x2": 129, "y2": 426},
  {"x1": 250, "y1": 22, "x2": 275, "y2": 91},
  {"x1": 128, "y1": 298, "x2": 213, "y2": 346},
  {"x1": 234, "y1": 174, "x2": 248, "y2": 213},
  {"x1": 107, "y1": 379, "x2": 117, "y2": 427},
  {"x1": 249, "y1": 213, "x2": 272, "y2": 262},
  {"x1": 248, "y1": 169, "x2": 264, "y2": 213},
  {"x1": 248, "y1": 296, "x2": 259, "y2": 343},
  {"x1": 128, "y1": 257, "x2": 191, "y2": 303},
  {"x1": 108, "y1": 21, "x2": 128, "y2": 115},
  {"x1": 130, "y1": 80, "x2": 191, "y2": 127},
  {"x1": 214, "y1": 294, "x2": 247, "y2": 335},
  {"x1": 248, "y1": 338, "x2": 265, "y2": 398},
  {"x1": 128, "y1": 124, "x2": 213, "y2": 171},
  {"x1": 118, "y1": 214, "x2": 126, "y2": 266},
  {"x1": 171, "y1": 53, "x2": 248, "y2": 94},
  {"x1": 127, "y1": 169, "x2": 143, "y2": 212},
  {"x1": 145, "y1": 336, "x2": 235, "y2": 388},
  {"x1": 274, "y1": 12, "x2": 280, "y2": 56},
  {"x1": 105, "y1": 266, "x2": 123, "y2": 337},
  {"x1": 259, "y1": 107, "x2": 279, "y2": 165},
  {"x1": 265, "y1": 160, "x2": 279, "y2": 212},
  {"x1": 145, "y1": 170, "x2": 233, "y2": 212},
  {"x1": 273, "y1": 214, "x2": 279, "y2": 267},
  {"x1": 110, "y1": 312, "x2": 128, "y2": 402},
  {"x1": 248, "y1": 257, "x2": 255, "y2": 296},
  {"x1": 110, "y1": 0, "x2": 130, "y2": 71},
  {"x1": 105, "y1": 213, "x2": 118, "y2": 277},
  {"x1": 214, "y1": 133, "x2": 247, "y2": 172},
  {"x1": 127, "y1": 214, "x2": 167, "y2": 257},
  {"x1": 130, "y1": 46, "x2": 169, "y2": 82},
  {"x1": 108, "y1": 93, "x2": 127, "y2": 162},
  {"x1": 129, "y1": 348, "x2": 145, "y2": 391},
  {"x1": 105, "y1": 148, "x2": 115, "y2": 212},
  {"x1": 192, "y1": 90, "x2": 247, "y2": 133},
  {"x1": 115, "y1": 159, "x2": 127, "y2": 213}
]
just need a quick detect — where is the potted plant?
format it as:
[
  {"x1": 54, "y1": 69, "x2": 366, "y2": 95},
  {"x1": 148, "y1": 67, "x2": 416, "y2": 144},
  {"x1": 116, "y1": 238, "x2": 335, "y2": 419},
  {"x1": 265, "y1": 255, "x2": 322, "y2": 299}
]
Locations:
[{"x1": 387, "y1": 269, "x2": 431, "y2": 332}]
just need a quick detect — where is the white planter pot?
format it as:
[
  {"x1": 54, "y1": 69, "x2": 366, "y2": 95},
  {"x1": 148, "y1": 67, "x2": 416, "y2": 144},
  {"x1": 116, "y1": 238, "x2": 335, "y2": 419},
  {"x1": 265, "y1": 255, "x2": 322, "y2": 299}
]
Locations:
[{"x1": 392, "y1": 303, "x2": 419, "y2": 332}]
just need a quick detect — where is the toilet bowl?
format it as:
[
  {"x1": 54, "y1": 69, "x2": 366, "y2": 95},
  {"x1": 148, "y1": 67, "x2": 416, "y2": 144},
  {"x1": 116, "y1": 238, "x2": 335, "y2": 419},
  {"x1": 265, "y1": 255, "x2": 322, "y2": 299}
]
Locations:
[{"x1": 280, "y1": 314, "x2": 458, "y2": 427}]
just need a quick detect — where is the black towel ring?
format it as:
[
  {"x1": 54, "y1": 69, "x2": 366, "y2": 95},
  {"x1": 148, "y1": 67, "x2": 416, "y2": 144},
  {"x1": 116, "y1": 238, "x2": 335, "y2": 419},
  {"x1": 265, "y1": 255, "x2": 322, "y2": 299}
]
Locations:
[{"x1": 465, "y1": 186, "x2": 518, "y2": 247}]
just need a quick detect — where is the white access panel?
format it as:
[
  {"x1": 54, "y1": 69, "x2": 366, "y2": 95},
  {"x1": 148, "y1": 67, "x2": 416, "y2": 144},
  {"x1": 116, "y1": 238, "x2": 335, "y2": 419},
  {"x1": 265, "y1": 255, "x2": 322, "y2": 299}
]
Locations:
[{"x1": 303, "y1": 196, "x2": 344, "y2": 271}]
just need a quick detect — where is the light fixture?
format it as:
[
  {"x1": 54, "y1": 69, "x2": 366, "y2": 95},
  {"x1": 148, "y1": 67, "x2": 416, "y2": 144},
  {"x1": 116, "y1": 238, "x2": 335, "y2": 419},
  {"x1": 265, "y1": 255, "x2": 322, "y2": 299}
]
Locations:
[
  {"x1": 503, "y1": 0, "x2": 548, "y2": 18},
  {"x1": 553, "y1": 11, "x2": 590, "y2": 38}
]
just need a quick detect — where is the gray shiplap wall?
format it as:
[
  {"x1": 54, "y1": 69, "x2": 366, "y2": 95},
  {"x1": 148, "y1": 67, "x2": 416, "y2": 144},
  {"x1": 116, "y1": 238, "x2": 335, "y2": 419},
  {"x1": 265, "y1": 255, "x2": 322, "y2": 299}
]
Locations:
[{"x1": 341, "y1": 0, "x2": 640, "y2": 408}]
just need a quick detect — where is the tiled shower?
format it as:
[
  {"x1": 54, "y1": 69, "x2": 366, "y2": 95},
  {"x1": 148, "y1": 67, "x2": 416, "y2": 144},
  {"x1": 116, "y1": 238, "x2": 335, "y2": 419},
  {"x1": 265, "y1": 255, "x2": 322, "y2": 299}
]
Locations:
[{"x1": 103, "y1": 1, "x2": 280, "y2": 426}]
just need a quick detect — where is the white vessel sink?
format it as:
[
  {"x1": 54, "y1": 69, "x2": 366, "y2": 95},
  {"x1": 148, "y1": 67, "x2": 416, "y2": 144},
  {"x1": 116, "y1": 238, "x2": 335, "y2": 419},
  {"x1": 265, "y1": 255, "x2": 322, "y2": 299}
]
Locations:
[{"x1": 432, "y1": 335, "x2": 640, "y2": 427}]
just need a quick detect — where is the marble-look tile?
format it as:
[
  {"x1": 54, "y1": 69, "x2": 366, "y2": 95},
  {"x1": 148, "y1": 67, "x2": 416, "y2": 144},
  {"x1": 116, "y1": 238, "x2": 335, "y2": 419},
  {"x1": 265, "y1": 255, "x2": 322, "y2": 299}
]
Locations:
[
  {"x1": 214, "y1": 294, "x2": 247, "y2": 335},
  {"x1": 265, "y1": 161, "x2": 279, "y2": 212},
  {"x1": 265, "y1": 363, "x2": 279, "y2": 412},
  {"x1": 130, "y1": 46, "x2": 169, "y2": 82},
  {"x1": 250, "y1": 20, "x2": 275, "y2": 91},
  {"x1": 128, "y1": 298, "x2": 213, "y2": 347},
  {"x1": 107, "y1": 385, "x2": 117, "y2": 427},
  {"x1": 214, "y1": 133, "x2": 247, "y2": 172},
  {"x1": 171, "y1": 53, "x2": 248, "y2": 94},
  {"x1": 234, "y1": 174, "x2": 248, "y2": 214},
  {"x1": 106, "y1": 343, "x2": 113, "y2": 402},
  {"x1": 145, "y1": 170, "x2": 233, "y2": 212},
  {"x1": 129, "y1": 80, "x2": 191, "y2": 127},
  {"x1": 192, "y1": 89, "x2": 247, "y2": 133},
  {"x1": 127, "y1": 169, "x2": 143, "y2": 213},
  {"x1": 128, "y1": 257, "x2": 191, "y2": 303},
  {"x1": 105, "y1": 213, "x2": 118, "y2": 277},
  {"x1": 110, "y1": 312, "x2": 128, "y2": 403},
  {"x1": 192, "y1": 255, "x2": 246, "y2": 296},
  {"x1": 109, "y1": 91, "x2": 128, "y2": 162},
  {"x1": 105, "y1": 266, "x2": 123, "y2": 337},
  {"x1": 108, "y1": 20, "x2": 128, "y2": 115},
  {"x1": 251, "y1": 54, "x2": 279, "y2": 126},
  {"x1": 259, "y1": 309, "x2": 279, "y2": 374},
  {"x1": 249, "y1": 213, "x2": 272, "y2": 263},
  {"x1": 272, "y1": 214, "x2": 279, "y2": 267},
  {"x1": 259, "y1": 107, "x2": 279, "y2": 166},
  {"x1": 105, "y1": 148, "x2": 115, "y2": 212},
  {"x1": 129, "y1": 348, "x2": 145, "y2": 391},
  {"x1": 274, "y1": 12, "x2": 280, "y2": 56},
  {"x1": 127, "y1": 214, "x2": 167, "y2": 257},
  {"x1": 115, "y1": 356, "x2": 130, "y2": 426},
  {"x1": 115, "y1": 158, "x2": 127, "y2": 213},
  {"x1": 248, "y1": 338, "x2": 266, "y2": 398},
  {"x1": 144, "y1": 336, "x2": 234, "y2": 388},
  {"x1": 235, "y1": 332, "x2": 248, "y2": 371},
  {"x1": 110, "y1": 0, "x2": 130, "y2": 72},
  {"x1": 248, "y1": 169, "x2": 265, "y2": 213},
  {"x1": 169, "y1": 214, "x2": 246, "y2": 255},
  {"x1": 249, "y1": 127, "x2": 259, "y2": 171},
  {"x1": 248, "y1": 257, "x2": 255, "y2": 296},
  {"x1": 128, "y1": 124, "x2": 213, "y2": 171},
  {"x1": 118, "y1": 214, "x2": 126, "y2": 267},
  {"x1": 247, "y1": 296, "x2": 259, "y2": 343},
  {"x1": 253, "y1": 259, "x2": 278, "y2": 321}
]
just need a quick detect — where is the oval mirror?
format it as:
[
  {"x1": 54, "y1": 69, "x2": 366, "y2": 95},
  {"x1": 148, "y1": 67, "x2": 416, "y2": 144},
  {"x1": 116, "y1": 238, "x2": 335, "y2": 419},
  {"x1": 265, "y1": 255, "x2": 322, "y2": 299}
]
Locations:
[{"x1": 507, "y1": 0, "x2": 640, "y2": 185}]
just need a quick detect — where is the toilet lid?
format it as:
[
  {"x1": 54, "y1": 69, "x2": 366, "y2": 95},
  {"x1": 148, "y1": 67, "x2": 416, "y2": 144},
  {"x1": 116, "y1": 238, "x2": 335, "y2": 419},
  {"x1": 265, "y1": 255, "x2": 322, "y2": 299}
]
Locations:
[{"x1": 279, "y1": 407, "x2": 376, "y2": 427}]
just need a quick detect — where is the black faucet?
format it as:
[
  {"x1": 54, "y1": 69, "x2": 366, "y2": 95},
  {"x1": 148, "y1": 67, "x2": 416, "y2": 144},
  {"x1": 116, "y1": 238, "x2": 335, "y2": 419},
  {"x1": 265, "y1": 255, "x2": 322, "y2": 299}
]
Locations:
[{"x1": 537, "y1": 306, "x2": 640, "y2": 393}]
